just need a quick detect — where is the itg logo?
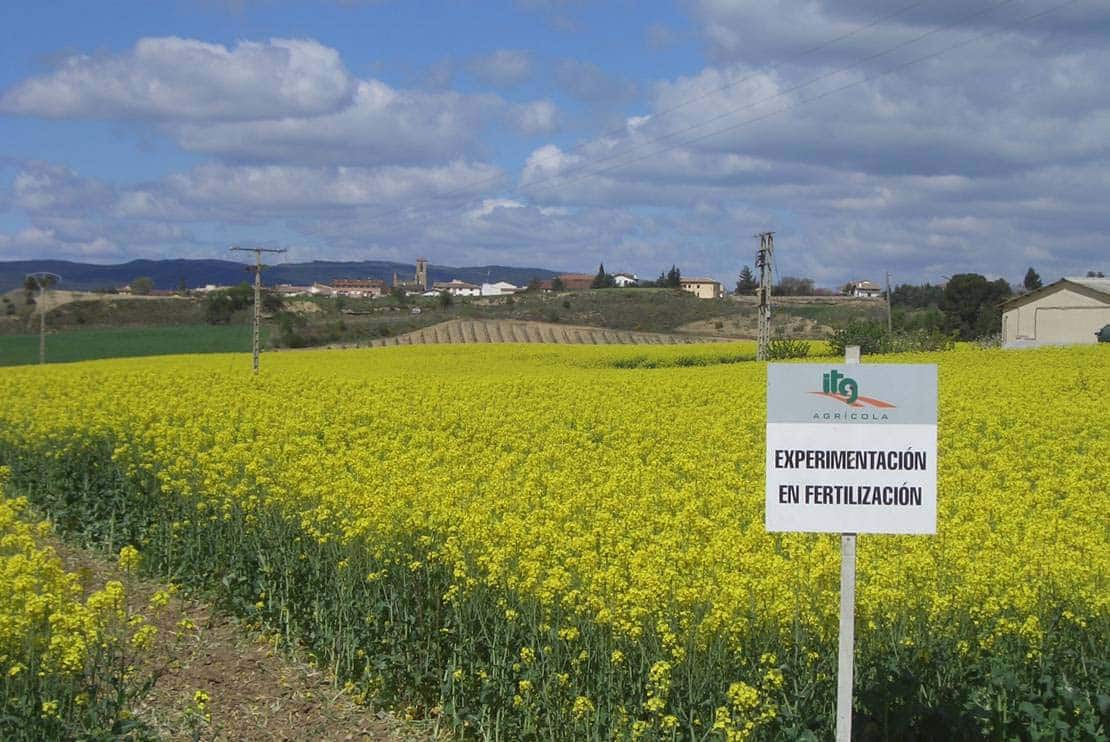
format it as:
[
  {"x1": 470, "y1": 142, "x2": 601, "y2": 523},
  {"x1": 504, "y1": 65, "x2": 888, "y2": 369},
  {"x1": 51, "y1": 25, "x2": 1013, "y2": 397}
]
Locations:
[{"x1": 811, "y1": 369, "x2": 896, "y2": 408}]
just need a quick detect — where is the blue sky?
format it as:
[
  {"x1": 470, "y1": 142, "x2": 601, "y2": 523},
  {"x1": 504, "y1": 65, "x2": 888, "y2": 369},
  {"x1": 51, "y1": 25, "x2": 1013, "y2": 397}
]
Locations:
[{"x1": 1, "y1": 0, "x2": 1107, "y2": 286}]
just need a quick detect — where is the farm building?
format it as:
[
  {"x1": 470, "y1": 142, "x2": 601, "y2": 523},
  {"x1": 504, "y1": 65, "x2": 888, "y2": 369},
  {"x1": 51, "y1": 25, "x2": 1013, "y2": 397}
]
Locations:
[
  {"x1": 845, "y1": 280, "x2": 882, "y2": 298},
  {"x1": 481, "y1": 281, "x2": 520, "y2": 296},
  {"x1": 331, "y1": 278, "x2": 386, "y2": 297},
  {"x1": 433, "y1": 279, "x2": 481, "y2": 297},
  {"x1": 1002, "y1": 277, "x2": 1110, "y2": 347},
  {"x1": 558, "y1": 274, "x2": 595, "y2": 291},
  {"x1": 679, "y1": 277, "x2": 724, "y2": 299},
  {"x1": 613, "y1": 272, "x2": 639, "y2": 287}
]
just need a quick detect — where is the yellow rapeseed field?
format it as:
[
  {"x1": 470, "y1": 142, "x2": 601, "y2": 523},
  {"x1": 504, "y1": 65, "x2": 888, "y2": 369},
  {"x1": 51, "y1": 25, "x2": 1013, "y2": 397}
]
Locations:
[
  {"x1": 0, "y1": 343, "x2": 1106, "y2": 738},
  {"x1": 0, "y1": 466, "x2": 159, "y2": 737}
]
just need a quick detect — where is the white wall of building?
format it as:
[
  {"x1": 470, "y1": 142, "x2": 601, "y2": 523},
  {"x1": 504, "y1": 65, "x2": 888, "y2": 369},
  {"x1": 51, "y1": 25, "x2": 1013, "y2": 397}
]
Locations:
[
  {"x1": 481, "y1": 281, "x2": 519, "y2": 296},
  {"x1": 680, "y1": 280, "x2": 723, "y2": 299},
  {"x1": 1003, "y1": 282, "x2": 1110, "y2": 346}
]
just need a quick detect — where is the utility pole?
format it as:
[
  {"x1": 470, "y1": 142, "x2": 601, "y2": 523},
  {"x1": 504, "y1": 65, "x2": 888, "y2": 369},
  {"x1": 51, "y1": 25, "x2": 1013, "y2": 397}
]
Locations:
[
  {"x1": 26, "y1": 272, "x2": 61, "y2": 365},
  {"x1": 230, "y1": 246, "x2": 286, "y2": 374},
  {"x1": 755, "y1": 232, "x2": 775, "y2": 360},
  {"x1": 885, "y1": 271, "x2": 893, "y2": 334}
]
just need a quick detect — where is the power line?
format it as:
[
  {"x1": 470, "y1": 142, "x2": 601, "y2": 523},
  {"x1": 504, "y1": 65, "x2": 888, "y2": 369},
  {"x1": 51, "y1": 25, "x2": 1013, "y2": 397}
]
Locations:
[
  {"x1": 342, "y1": 0, "x2": 935, "y2": 228},
  {"x1": 514, "y1": 0, "x2": 1077, "y2": 199},
  {"x1": 366, "y1": 0, "x2": 1074, "y2": 235},
  {"x1": 517, "y1": 0, "x2": 1024, "y2": 197}
]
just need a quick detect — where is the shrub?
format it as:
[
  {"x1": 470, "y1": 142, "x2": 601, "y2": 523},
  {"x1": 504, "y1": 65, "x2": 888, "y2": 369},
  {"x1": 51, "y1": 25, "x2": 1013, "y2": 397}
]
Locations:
[
  {"x1": 767, "y1": 338, "x2": 810, "y2": 359},
  {"x1": 827, "y1": 321, "x2": 888, "y2": 356},
  {"x1": 828, "y1": 323, "x2": 956, "y2": 356}
]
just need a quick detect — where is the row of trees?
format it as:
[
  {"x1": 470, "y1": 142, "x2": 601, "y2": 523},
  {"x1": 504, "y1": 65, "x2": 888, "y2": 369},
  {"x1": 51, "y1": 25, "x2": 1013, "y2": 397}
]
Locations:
[
  {"x1": 735, "y1": 266, "x2": 817, "y2": 296},
  {"x1": 204, "y1": 283, "x2": 283, "y2": 324},
  {"x1": 582, "y1": 264, "x2": 685, "y2": 289}
]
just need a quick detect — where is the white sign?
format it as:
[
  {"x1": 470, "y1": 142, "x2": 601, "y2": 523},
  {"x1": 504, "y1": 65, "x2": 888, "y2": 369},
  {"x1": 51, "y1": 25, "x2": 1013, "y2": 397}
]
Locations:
[{"x1": 765, "y1": 364, "x2": 937, "y2": 534}]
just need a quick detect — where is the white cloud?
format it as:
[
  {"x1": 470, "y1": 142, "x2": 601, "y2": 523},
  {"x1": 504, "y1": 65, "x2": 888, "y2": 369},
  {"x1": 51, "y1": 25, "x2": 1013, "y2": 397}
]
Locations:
[
  {"x1": 509, "y1": 99, "x2": 560, "y2": 135},
  {"x1": 13, "y1": 161, "x2": 114, "y2": 213},
  {"x1": 170, "y1": 80, "x2": 490, "y2": 165},
  {"x1": 136, "y1": 161, "x2": 506, "y2": 217},
  {"x1": 0, "y1": 37, "x2": 356, "y2": 121}
]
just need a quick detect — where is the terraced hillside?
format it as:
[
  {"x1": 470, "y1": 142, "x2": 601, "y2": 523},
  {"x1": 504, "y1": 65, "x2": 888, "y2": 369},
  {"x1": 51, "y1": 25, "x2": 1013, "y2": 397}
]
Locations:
[{"x1": 363, "y1": 319, "x2": 730, "y2": 347}]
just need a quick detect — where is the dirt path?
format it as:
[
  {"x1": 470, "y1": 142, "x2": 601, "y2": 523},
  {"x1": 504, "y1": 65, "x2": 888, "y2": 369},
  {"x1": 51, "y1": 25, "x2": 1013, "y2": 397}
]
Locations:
[{"x1": 53, "y1": 541, "x2": 438, "y2": 741}]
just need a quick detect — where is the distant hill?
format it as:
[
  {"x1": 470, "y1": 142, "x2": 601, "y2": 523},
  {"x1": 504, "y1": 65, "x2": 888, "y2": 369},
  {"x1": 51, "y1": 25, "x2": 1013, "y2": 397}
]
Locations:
[{"x1": 0, "y1": 258, "x2": 562, "y2": 292}]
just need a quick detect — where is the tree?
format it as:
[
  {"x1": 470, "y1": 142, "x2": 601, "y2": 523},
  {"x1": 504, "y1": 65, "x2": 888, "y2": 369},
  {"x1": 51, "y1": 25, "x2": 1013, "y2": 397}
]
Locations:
[
  {"x1": 177, "y1": 276, "x2": 188, "y2": 294},
  {"x1": 261, "y1": 290, "x2": 284, "y2": 314},
  {"x1": 438, "y1": 289, "x2": 453, "y2": 309},
  {"x1": 591, "y1": 263, "x2": 614, "y2": 289},
  {"x1": 736, "y1": 265, "x2": 758, "y2": 294},
  {"x1": 665, "y1": 265, "x2": 681, "y2": 288},
  {"x1": 1023, "y1": 267, "x2": 1042, "y2": 292},
  {"x1": 526, "y1": 277, "x2": 542, "y2": 292},
  {"x1": 941, "y1": 273, "x2": 1012, "y2": 340},
  {"x1": 551, "y1": 276, "x2": 565, "y2": 291},
  {"x1": 131, "y1": 276, "x2": 154, "y2": 295},
  {"x1": 773, "y1": 276, "x2": 815, "y2": 296},
  {"x1": 891, "y1": 283, "x2": 945, "y2": 308},
  {"x1": 1087, "y1": 270, "x2": 1105, "y2": 278}
]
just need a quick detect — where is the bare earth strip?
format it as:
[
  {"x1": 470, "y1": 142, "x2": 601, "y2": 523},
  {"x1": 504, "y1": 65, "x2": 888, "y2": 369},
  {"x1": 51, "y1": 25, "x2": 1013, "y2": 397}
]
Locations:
[
  {"x1": 50, "y1": 539, "x2": 435, "y2": 741},
  {"x1": 320, "y1": 319, "x2": 731, "y2": 352}
]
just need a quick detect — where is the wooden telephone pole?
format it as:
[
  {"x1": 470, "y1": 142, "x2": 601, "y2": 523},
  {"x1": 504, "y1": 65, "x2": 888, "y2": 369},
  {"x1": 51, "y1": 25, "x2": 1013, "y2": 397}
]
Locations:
[
  {"x1": 755, "y1": 232, "x2": 775, "y2": 360},
  {"x1": 230, "y1": 246, "x2": 286, "y2": 374}
]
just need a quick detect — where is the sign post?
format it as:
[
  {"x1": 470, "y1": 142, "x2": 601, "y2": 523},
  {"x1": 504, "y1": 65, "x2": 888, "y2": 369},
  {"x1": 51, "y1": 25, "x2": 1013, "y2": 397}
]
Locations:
[
  {"x1": 838, "y1": 346, "x2": 859, "y2": 742},
  {"x1": 765, "y1": 349, "x2": 937, "y2": 741}
]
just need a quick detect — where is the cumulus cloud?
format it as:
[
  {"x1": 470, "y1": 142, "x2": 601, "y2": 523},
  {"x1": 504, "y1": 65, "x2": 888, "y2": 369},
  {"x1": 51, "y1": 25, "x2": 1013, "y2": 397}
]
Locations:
[
  {"x1": 512, "y1": 1, "x2": 1110, "y2": 282},
  {"x1": 13, "y1": 161, "x2": 115, "y2": 213},
  {"x1": 170, "y1": 80, "x2": 490, "y2": 165},
  {"x1": 153, "y1": 161, "x2": 505, "y2": 213},
  {"x1": 0, "y1": 37, "x2": 356, "y2": 121},
  {"x1": 5, "y1": 6, "x2": 1108, "y2": 283},
  {"x1": 509, "y1": 99, "x2": 560, "y2": 135},
  {"x1": 467, "y1": 49, "x2": 533, "y2": 86}
]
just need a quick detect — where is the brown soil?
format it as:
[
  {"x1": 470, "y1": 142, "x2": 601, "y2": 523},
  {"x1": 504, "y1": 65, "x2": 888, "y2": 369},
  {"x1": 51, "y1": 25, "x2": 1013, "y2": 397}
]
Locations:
[
  {"x1": 51, "y1": 540, "x2": 438, "y2": 741},
  {"x1": 675, "y1": 314, "x2": 827, "y2": 339},
  {"x1": 353, "y1": 319, "x2": 734, "y2": 349}
]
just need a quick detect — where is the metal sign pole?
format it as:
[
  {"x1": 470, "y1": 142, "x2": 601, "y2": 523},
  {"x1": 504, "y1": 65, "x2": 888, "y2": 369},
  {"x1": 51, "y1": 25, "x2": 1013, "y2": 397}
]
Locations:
[
  {"x1": 837, "y1": 344, "x2": 861, "y2": 741},
  {"x1": 765, "y1": 345, "x2": 936, "y2": 741}
]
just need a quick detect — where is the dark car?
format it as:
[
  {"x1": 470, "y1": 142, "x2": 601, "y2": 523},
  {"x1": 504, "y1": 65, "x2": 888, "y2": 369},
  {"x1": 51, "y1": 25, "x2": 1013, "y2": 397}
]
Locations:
[{"x1": 1097, "y1": 324, "x2": 1110, "y2": 343}]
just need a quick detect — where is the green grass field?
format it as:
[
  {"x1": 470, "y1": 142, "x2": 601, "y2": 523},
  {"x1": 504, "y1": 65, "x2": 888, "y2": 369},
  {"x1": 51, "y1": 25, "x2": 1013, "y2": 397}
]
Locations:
[{"x1": 0, "y1": 324, "x2": 267, "y2": 366}]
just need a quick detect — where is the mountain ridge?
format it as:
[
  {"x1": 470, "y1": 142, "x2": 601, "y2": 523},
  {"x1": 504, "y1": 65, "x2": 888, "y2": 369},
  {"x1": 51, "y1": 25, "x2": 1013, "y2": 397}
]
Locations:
[{"x1": 0, "y1": 258, "x2": 564, "y2": 292}]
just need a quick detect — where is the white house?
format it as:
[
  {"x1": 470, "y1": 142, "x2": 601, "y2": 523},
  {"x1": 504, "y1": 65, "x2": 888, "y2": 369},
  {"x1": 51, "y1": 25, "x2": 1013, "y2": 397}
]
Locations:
[
  {"x1": 613, "y1": 272, "x2": 639, "y2": 287},
  {"x1": 273, "y1": 283, "x2": 311, "y2": 296},
  {"x1": 308, "y1": 283, "x2": 336, "y2": 297},
  {"x1": 1002, "y1": 277, "x2": 1110, "y2": 347},
  {"x1": 846, "y1": 280, "x2": 882, "y2": 298},
  {"x1": 433, "y1": 279, "x2": 481, "y2": 297},
  {"x1": 481, "y1": 281, "x2": 520, "y2": 296}
]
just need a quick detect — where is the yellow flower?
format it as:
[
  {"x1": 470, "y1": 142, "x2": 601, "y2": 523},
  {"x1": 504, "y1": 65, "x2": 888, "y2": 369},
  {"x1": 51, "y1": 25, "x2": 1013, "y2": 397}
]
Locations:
[
  {"x1": 118, "y1": 545, "x2": 141, "y2": 573},
  {"x1": 572, "y1": 695, "x2": 595, "y2": 719}
]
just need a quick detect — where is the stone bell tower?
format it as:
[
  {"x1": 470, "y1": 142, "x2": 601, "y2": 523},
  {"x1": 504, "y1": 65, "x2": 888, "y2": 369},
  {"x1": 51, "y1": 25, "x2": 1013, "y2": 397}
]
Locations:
[{"x1": 415, "y1": 257, "x2": 429, "y2": 290}]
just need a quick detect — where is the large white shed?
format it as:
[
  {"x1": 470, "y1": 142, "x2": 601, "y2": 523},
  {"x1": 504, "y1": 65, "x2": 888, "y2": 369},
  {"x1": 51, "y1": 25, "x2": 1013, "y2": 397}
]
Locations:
[{"x1": 1001, "y1": 277, "x2": 1110, "y2": 347}]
